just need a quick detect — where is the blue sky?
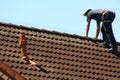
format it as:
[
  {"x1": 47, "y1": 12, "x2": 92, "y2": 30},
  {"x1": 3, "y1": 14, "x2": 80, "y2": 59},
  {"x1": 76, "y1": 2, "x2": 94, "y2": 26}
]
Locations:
[{"x1": 0, "y1": 0, "x2": 120, "y2": 41}]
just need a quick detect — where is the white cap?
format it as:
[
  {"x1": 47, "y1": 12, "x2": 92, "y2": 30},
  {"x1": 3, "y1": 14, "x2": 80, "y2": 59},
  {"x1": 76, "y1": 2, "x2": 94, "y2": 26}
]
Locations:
[{"x1": 83, "y1": 8, "x2": 92, "y2": 16}]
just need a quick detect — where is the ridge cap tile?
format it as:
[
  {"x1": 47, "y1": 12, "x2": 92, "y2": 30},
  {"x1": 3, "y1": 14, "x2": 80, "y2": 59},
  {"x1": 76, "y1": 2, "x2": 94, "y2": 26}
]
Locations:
[{"x1": 0, "y1": 21, "x2": 103, "y2": 42}]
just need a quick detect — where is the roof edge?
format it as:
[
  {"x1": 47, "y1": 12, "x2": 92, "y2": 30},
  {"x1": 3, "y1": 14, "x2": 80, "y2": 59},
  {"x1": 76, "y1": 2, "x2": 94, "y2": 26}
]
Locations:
[
  {"x1": 0, "y1": 21, "x2": 118, "y2": 44},
  {"x1": 0, "y1": 60, "x2": 25, "y2": 80}
]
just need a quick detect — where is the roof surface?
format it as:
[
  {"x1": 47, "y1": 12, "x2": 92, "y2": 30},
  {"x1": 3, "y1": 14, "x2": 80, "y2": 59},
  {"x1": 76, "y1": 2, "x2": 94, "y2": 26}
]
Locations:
[{"x1": 0, "y1": 22, "x2": 120, "y2": 80}]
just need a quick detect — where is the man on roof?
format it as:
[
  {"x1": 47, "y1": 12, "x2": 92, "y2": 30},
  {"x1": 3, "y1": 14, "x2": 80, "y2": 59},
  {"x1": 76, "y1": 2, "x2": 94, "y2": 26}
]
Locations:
[{"x1": 83, "y1": 8, "x2": 118, "y2": 52}]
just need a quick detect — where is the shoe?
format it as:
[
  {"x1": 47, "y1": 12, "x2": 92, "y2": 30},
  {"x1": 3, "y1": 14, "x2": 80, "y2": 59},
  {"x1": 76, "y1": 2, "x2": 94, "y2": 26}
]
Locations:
[
  {"x1": 103, "y1": 43, "x2": 111, "y2": 48},
  {"x1": 108, "y1": 48, "x2": 117, "y2": 52}
]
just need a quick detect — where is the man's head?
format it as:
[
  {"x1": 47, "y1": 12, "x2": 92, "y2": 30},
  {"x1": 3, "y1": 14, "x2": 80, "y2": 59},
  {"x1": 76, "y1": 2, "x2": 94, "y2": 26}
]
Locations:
[{"x1": 83, "y1": 8, "x2": 92, "y2": 16}]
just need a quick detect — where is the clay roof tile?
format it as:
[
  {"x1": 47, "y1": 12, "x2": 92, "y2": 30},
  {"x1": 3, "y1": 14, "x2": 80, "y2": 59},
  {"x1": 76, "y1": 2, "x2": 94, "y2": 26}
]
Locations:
[{"x1": 0, "y1": 22, "x2": 120, "y2": 80}]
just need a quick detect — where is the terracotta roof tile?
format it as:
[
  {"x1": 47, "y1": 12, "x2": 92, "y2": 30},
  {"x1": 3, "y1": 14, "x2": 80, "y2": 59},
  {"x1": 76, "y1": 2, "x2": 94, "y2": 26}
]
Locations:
[{"x1": 0, "y1": 22, "x2": 120, "y2": 80}]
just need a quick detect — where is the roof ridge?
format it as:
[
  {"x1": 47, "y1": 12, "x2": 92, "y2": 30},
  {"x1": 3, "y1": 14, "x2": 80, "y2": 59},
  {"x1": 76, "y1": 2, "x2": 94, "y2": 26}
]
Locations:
[{"x1": 0, "y1": 21, "x2": 104, "y2": 43}]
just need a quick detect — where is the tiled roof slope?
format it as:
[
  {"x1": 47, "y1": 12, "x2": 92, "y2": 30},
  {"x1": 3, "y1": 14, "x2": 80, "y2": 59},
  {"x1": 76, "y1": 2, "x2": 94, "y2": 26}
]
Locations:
[{"x1": 0, "y1": 22, "x2": 120, "y2": 80}]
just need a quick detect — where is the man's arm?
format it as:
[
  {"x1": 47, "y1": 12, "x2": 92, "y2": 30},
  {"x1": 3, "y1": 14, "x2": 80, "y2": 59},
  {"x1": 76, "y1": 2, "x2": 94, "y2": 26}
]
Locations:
[
  {"x1": 95, "y1": 22, "x2": 100, "y2": 39},
  {"x1": 86, "y1": 20, "x2": 91, "y2": 37}
]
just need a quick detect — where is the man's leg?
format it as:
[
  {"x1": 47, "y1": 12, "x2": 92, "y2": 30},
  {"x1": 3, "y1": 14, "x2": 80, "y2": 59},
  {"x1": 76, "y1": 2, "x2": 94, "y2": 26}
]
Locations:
[
  {"x1": 103, "y1": 22, "x2": 118, "y2": 51},
  {"x1": 101, "y1": 23, "x2": 110, "y2": 48},
  {"x1": 102, "y1": 11, "x2": 117, "y2": 52}
]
